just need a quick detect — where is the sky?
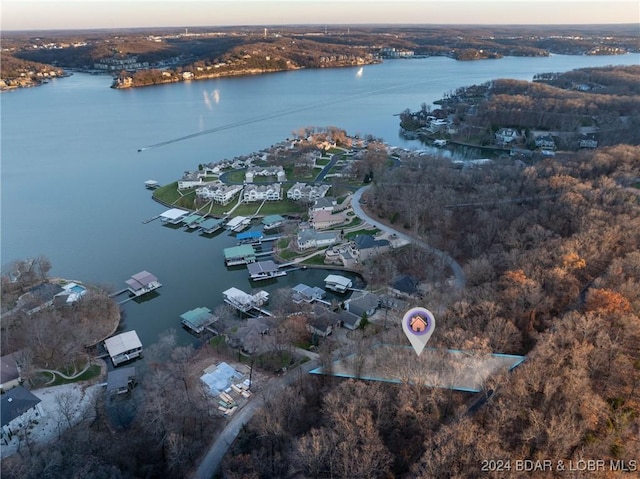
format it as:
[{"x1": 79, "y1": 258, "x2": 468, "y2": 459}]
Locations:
[{"x1": 2, "y1": 0, "x2": 639, "y2": 31}]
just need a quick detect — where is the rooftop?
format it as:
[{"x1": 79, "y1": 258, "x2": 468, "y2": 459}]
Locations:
[{"x1": 104, "y1": 330, "x2": 142, "y2": 357}]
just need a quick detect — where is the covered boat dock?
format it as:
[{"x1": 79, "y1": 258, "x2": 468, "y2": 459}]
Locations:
[{"x1": 180, "y1": 306, "x2": 218, "y2": 334}]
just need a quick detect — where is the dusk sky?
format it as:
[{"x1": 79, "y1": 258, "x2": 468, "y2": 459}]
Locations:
[{"x1": 3, "y1": 0, "x2": 639, "y2": 31}]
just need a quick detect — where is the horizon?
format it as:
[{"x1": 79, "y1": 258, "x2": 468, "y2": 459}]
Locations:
[{"x1": 2, "y1": 1, "x2": 639, "y2": 32}]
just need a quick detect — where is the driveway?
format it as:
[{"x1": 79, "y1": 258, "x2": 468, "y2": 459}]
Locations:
[{"x1": 351, "y1": 185, "x2": 465, "y2": 290}]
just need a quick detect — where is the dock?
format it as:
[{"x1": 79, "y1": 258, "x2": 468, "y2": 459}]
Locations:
[
  {"x1": 199, "y1": 217, "x2": 225, "y2": 234},
  {"x1": 125, "y1": 271, "x2": 162, "y2": 297},
  {"x1": 237, "y1": 231, "x2": 264, "y2": 245},
  {"x1": 180, "y1": 306, "x2": 218, "y2": 334},
  {"x1": 142, "y1": 215, "x2": 160, "y2": 224},
  {"x1": 224, "y1": 245, "x2": 256, "y2": 266},
  {"x1": 223, "y1": 287, "x2": 272, "y2": 316},
  {"x1": 145, "y1": 180, "x2": 160, "y2": 190},
  {"x1": 247, "y1": 260, "x2": 287, "y2": 281}
]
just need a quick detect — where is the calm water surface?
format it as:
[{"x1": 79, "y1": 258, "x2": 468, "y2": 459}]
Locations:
[{"x1": 2, "y1": 53, "x2": 638, "y2": 347}]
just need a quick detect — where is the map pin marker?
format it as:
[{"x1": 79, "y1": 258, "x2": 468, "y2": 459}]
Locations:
[{"x1": 402, "y1": 307, "x2": 436, "y2": 356}]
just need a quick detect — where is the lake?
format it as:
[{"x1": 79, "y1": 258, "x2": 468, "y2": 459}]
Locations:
[{"x1": 2, "y1": 53, "x2": 638, "y2": 348}]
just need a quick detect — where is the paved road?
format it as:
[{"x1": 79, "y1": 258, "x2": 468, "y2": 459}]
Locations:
[
  {"x1": 192, "y1": 359, "x2": 319, "y2": 479},
  {"x1": 351, "y1": 185, "x2": 466, "y2": 290}
]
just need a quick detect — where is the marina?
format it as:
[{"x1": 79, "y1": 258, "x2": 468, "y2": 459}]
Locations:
[{"x1": 247, "y1": 260, "x2": 287, "y2": 281}]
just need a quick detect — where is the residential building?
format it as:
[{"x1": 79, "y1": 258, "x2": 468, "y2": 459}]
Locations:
[
  {"x1": 1, "y1": 386, "x2": 43, "y2": 439},
  {"x1": 352, "y1": 234, "x2": 391, "y2": 261},
  {"x1": 245, "y1": 166, "x2": 286, "y2": 183},
  {"x1": 495, "y1": 128, "x2": 521, "y2": 145},
  {"x1": 178, "y1": 171, "x2": 204, "y2": 189},
  {"x1": 390, "y1": 274, "x2": 419, "y2": 297},
  {"x1": 297, "y1": 228, "x2": 339, "y2": 250},
  {"x1": 535, "y1": 134, "x2": 556, "y2": 150},
  {"x1": 0, "y1": 354, "x2": 21, "y2": 393},
  {"x1": 345, "y1": 291, "x2": 380, "y2": 318},
  {"x1": 579, "y1": 135, "x2": 598, "y2": 149},
  {"x1": 196, "y1": 182, "x2": 243, "y2": 205},
  {"x1": 287, "y1": 182, "x2": 330, "y2": 201},
  {"x1": 309, "y1": 197, "x2": 337, "y2": 213},
  {"x1": 310, "y1": 210, "x2": 347, "y2": 230},
  {"x1": 337, "y1": 309, "x2": 362, "y2": 330},
  {"x1": 243, "y1": 183, "x2": 282, "y2": 202}
]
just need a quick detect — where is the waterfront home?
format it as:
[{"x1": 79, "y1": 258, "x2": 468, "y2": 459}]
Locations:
[
  {"x1": 223, "y1": 245, "x2": 256, "y2": 266},
  {"x1": 196, "y1": 181, "x2": 243, "y2": 205},
  {"x1": 324, "y1": 274, "x2": 353, "y2": 293},
  {"x1": 1, "y1": 386, "x2": 43, "y2": 440},
  {"x1": 227, "y1": 317, "x2": 271, "y2": 354},
  {"x1": 247, "y1": 260, "x2": 286, "y2": 281},
  {"x1": 104, "y1": 330, "x2": 143, "y2": 366},
  {"x1": 0, "y1": 354, "x2": 21, "y2": 393},
  {"x1": 243, "y1": 183, "x2": 282, "y2": 202},
  {"x1": 125, "y1": 271, "x2": 161, "y2": 296},
  {"x1": 325, "y1": 245, "x2": 358, "y2": 268},
  {"x1": 292, "y1": 283, "x2": 327, "y2": 304},
  {"x1": 106, "y1": 367, "x2": 136, "y2": 396},
  {"x1": 262, "y1": 214, "x2": 285, "y2": 230},
  {"x1": 180, "y1": 306, "x2": 218, "y2": 334},
  {"x1": 390, "y1": 274, "x2": 419, "y2": 297},
  {"x1": 160, "y1": 208, "x2": 189, "y2": 224},
  {"x1": 177, "y1": 171, "x2": 204, "y2": 190},
  {"x1": 287, "y1": 182, "x2": 331, "y2": 201},
  {"x1": 297, "y1": 228, "x2": 340, "y2": 250},
  {"x1": 535, "y1": 134, "x2": 556, "y2": 150}
]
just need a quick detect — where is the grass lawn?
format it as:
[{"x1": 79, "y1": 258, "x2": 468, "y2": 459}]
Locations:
[
  {"x1": 153, "y1": 182, "x2": 181, "y2": 204},
  {"x1": 49, "y1": 365, "x2": 102, "y2": 386},
  {"x1": 301, "y1": 254, "x2": 327, "y2": 266},
  {"x1": 316, "y1": 158, "x2": 331, "y2": 166},
  {"x1": 345, "y1": 228, "x2": 380, "y2": 239},
  {"x1": 225, "y1": 170, "x2": 246, "y2": 183}
]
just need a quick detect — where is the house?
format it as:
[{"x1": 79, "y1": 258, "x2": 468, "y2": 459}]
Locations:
[
  {"x1": 352, "y1": 234, "x2": 391, "y2": 261},
  {"x1": 535, "y1": 134, "x2": 556, "y2": 150},
  {"x1": 0, "y1": 354, "x2": 21, "y2": 393},
  {"x1": 337, "y1": 309, "x2": 363, "y2": 330},
  {"x1": 309, "y1": 197, "x2": 337, "y2": 213},
  {"x1": 310, "y1": 210, "x2": 347, "y2": 230},
  {"x1": 495, "y1": 128, "x2": 520, "y2": 145},
  {"x1": 227, "y1": 317, "x2": 271, "y2": 353},
  {"x1": 307, "y1": 309, "x2": 337, "y2": 338},
  {"x1": 1, "y1": 386, "x2": 43, "y2": 439},
  {"x1": 178, "y1": 171, "x2": 204, "y2": 189},
  {"x1": 345, "y1": 291, "x2": 380, "y2": 318},
  {"x1": 579, "y1": 135, "x2": 598, "y2": 149},
  {"x1": 16, "y1": 282, "x2": 64, "y2": 315},
  {"x1": 243, "y1": 183, "x2": 282, "y2": 202},
  {"x1": 297, "y1": 228, "x2": 339, "y2": 250},
  {"x1": 106, "y1": 367, "x2": 136, "y2": 396},
  {"x1": 104, "y1": 330, "x2": 143, "y2": 366},
  {"x1": 287, "y1": 182, "x2": 330, "y2": 201},
  {"x1": 391, "y1": 274, "x2": 419, "y2": 296}
]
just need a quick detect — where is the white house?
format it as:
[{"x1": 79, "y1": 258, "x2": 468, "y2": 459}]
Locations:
[
  {"x1": 495, "y1": 128, "x2": 521, "y2": 145},
  {"x1": 309, "y1": 197, "x2": 337, "y2": 213},
  {"x1": 196, "y1": 181, "x2": 243, "y2": 205},
  {"x1": 243, "y1": 183, "x2": 282, "y2": 202},
  {"x1": 245, "y1": 166, "x2": 286, "y2": 183},
  {"x1": 297, "y1": 229, "x2": 339, "y2": 250},
  {"x1": 178, "y1": 171, "x2": 204, "y2": 189}
]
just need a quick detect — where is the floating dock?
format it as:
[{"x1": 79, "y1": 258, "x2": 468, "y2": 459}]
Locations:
[
  {"x1": 224, "y1": 245, "x2": 256, "y2": 266},
  {"x1": 125, "y1": 271, "x2": 162, "y2": 297},
  {"x1": 104, "y1": 330, "x2": 142, "y2": 367},
  {"x1": 223, "y1": 287, "x2": 272, "y2": 316},
  {"x1": 324, "y1": 274, "x2": 353, "y2": 293},
  {"x1": 180, "y1": 306, "x2": 218, "y2": 334},
  {"x1": 237, "y1": 231, "x2": 264, "y2": 245},
  {"x1": 199, "y1": 217, "x2": 225, "y2": 234},
  {"x1": 247, "y1": 260, "x2": 287, "y2": 281},
  {"x1": 225, "y1": 216, "x2": 251, "y2": 232}
]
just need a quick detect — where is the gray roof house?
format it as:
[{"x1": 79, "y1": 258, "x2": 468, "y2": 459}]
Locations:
[
  {"x1": 345, "y1": 291, "x2": 380, "y2": 318},
  {"x1": 337, "y1": 309, "x2": 363, "y2": 330},
  {"x1": 352, "y1": 235, "x2": 391, "y2": 261},
  {"x1": 1, "y1": 386, "x2": 42, "y2": 437},
  {"x1": 391, "y1": 274, "x2": 419, "y2": 296},
  {"x1": 0, "y1": 354, "x2": 21, "y2": 393}
]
